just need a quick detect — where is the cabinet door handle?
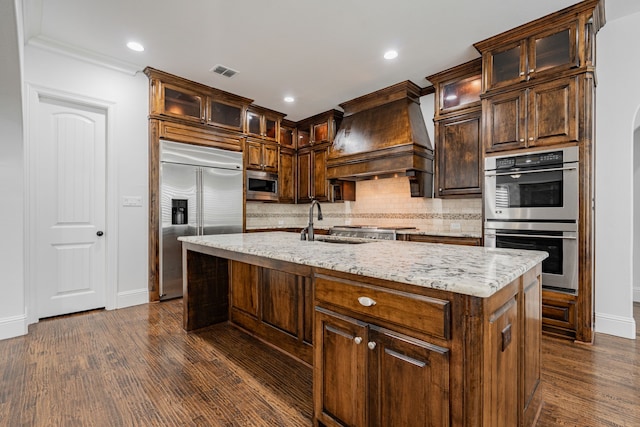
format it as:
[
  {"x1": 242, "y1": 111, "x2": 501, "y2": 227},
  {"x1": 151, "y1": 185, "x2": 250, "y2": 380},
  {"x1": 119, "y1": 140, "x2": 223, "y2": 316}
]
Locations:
[
  {"x1": 528, "y1": 137, "x2": 534, "y2": 141},
  {"x1": 519, "y1": 71, "x2": 525, "y2": 76},
  {"x1": 529, "y1": 68, "x2": 535, "y2": 73},
  {"x1": 358, "y1": 296, "x2": 377, "y2": 307},
  {"x1": 367, "y1": 342, "x2": 377, "y2": 350},
  {"x1": 354, "y1": 337, "x2": 363, "y2": 345},
  {"x1": 519, "y1": 138, "x2": 525, "y2": 142}
]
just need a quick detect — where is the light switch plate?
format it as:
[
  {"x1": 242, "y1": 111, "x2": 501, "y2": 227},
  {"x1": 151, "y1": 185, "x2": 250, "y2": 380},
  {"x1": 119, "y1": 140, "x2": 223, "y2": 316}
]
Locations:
[{"x1": 123, "y1": 196, "x2": 143, "y2": 207}]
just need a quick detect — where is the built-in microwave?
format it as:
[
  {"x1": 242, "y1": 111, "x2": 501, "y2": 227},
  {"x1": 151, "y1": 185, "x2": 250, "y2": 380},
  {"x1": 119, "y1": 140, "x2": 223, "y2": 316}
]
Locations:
[
  {"x1": 484, "y1": 146, "x2": 579, "y2": 222},
  {"x1": 246, "y1": 170, "x2": 278, "y2": 201}
]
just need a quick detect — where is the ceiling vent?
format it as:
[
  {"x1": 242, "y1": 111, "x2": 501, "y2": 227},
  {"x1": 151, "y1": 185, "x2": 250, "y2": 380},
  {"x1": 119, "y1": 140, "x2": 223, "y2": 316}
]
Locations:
[{"x1": 210, "y1": 64, "x2": 239, "y2": 78}]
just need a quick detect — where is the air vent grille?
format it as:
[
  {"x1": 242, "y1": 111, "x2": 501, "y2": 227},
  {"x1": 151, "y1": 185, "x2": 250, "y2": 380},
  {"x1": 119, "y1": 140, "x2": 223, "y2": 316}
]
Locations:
[{"x1": 210, "y1": 64, "x2": 239, "y2": 78}]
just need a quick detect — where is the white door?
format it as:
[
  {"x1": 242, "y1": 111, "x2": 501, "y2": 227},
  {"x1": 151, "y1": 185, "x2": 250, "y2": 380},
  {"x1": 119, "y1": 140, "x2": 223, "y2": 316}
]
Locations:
[{"x1": 34, "y1": 96, "x2": 107, "y2": 319}]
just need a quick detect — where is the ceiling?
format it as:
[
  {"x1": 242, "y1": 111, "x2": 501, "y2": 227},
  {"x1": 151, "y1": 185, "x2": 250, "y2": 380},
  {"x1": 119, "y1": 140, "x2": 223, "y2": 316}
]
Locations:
[{"x1": 22, "y1": 0, "x2": 640, "y2": 122}]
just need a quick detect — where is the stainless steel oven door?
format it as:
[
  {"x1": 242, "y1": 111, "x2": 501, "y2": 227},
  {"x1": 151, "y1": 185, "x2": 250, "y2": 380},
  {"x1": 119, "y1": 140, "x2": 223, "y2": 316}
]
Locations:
[
  {"x1": 484, "y1": 222, "x2": 578, "y2": 293},
  {"x1": 484, "y1": 147, "x2": 579, "y2": 222}
]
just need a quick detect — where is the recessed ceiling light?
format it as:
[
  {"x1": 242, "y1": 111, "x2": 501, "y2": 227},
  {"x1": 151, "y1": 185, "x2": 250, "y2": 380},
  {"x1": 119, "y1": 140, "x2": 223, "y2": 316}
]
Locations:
[
  {"x1": 384, "y1": 50, "x2": 398, "y2": 60},
  {"x1": 284, "y1": 96, "x2": 295, "y2": 103},
  {"x1": 127, "y1": 41, "x2": 144, "y2": 52}
]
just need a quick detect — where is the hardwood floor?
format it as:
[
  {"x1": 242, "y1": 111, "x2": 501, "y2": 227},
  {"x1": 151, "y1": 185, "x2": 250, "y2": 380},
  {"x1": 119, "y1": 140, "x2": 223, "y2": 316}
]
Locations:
[{"x1": 1, "y1": 300, "x2": 638, "y2": 426}]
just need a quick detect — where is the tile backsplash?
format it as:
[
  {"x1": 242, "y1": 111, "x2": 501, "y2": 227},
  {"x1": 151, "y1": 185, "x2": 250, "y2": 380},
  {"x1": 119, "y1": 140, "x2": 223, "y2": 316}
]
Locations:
[{"x1": 246, "y1": 177, "x2": 482, "y2": 236}]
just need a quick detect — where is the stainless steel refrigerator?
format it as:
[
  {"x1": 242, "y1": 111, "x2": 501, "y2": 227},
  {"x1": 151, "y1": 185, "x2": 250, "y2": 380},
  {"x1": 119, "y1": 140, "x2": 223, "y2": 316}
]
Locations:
[{"x1": 160, "y1": 140, "x2": 243, "y2": 300}]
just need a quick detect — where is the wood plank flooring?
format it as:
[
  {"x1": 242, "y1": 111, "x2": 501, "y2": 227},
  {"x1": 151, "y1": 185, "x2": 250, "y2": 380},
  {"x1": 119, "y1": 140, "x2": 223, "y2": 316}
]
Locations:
[{"x1": 0, "y1": 300, "x2": 638, "y2": 426}]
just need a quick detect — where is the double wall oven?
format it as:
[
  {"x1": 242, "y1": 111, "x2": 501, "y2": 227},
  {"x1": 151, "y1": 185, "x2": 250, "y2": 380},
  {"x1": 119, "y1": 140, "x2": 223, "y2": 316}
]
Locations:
[{"x1": 484, "y1": 146, "x2": 579, "y2": 293}]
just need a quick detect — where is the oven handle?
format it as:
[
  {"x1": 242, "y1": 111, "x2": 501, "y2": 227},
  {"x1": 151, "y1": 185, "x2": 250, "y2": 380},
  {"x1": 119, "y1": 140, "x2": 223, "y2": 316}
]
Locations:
[
  {"x1": 494, "y1": 233, "x2": 577, "y2": 240},
  {"x1": 485, "y1": 165, "x2": 577, "y2": 177}
]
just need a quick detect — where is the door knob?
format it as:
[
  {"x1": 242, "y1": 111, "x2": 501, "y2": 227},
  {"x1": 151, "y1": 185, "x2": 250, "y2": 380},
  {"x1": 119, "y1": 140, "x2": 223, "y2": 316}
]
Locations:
[{"x1": 96, "y1": 231, "x2": 104, "y2": 236}]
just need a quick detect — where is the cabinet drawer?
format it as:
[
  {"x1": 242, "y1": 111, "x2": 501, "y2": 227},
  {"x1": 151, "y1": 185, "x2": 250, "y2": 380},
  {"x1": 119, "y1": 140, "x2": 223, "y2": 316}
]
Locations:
[{"x1": 315, "y1": 274, "x2": 451, "y2": 340}]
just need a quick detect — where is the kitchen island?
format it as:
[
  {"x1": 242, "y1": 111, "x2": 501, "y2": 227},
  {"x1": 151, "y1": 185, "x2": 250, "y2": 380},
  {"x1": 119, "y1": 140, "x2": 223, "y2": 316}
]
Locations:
[{"x1": 179, "y1": 232, "x2": 547, "y2": 427}]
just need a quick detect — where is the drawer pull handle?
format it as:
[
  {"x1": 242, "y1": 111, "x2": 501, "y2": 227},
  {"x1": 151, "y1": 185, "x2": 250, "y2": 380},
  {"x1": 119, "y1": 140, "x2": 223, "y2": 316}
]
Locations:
[
  {"x1": 358, "y1": 296, "x2": 377, "y2": 307},
  {"x1": 368, "y1": 342, "x2": 377, "y2": 350},
  {"x1": 354, "y1": 337, "x2": 363, "y2": 345}
]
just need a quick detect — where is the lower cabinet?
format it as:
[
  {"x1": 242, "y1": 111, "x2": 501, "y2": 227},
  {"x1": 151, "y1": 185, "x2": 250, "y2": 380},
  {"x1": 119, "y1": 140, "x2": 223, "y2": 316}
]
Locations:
[
  {"x1": 313, "y1": 266, "x2": 542, "y2": 427},
  {"x1": 229, "y1": 260, "x2": 313, "y2": 363},
  {"x1": 315, "y1": 307, "x2": 450, "y2": 427}
]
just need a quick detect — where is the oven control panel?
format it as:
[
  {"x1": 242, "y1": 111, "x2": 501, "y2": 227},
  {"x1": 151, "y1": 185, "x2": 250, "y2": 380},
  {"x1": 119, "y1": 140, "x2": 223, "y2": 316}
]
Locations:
[{"x1": 496, "y1": 151, "x2": 563, "y2": 169}]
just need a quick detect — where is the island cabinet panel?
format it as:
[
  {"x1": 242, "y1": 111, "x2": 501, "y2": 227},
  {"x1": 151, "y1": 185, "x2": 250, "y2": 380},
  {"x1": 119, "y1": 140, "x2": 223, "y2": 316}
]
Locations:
[
  {"x1": 230, "y1": 261, "x2": 259, "y2": 318},
  {"x1": 521, "y1": 271, "x2": 542, "y2": 426},
  {"x1": 261, "y1": 268, "x2": 299, "y2": 336},
  {"x1": 484, "y1": 297, "x2": 519, "y2": 427},
  {"x1": 229, "y1": 260, "x2": 313, "y2": 364}
]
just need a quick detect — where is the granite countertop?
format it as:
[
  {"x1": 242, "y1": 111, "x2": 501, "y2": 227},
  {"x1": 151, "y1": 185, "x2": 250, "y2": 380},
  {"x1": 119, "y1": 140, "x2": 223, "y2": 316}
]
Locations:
[{"x1": 179, "y1": 232, "x2": 547, "y2": 298}]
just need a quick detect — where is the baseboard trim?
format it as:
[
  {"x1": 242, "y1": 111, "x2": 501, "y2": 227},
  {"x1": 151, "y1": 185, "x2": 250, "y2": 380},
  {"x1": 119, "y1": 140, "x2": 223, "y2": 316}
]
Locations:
[
  {"x1": 0, "y1": 313, "x2": 28, "y2": 341},
  {"x1": 595, "y1": 312, "x2": 636, "y2": 339},
  {"x1": 116, "y1": 289, "x2": 149, "y2": 309}
]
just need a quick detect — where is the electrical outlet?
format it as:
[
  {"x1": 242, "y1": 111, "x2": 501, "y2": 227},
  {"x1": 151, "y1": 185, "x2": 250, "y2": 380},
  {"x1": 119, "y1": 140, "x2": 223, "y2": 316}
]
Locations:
[
  {"x1": 278, "y1": 220, "x2": 284, "y2": 225},
  {"x1": 450, "y1": 223, "x2": 461, "y2": 231},
  {"x1": 345, "y1": 219, "x2": 352, "y2": 225}
]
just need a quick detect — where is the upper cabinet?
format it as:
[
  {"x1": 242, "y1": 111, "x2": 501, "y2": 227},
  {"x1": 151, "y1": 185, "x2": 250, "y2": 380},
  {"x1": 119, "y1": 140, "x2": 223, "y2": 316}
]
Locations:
[
  {"x1": 474, "y1": 0, "x2": 604, "y2": 94},
  {"x1": 155, "y1": 82, "x2": 205, "y2": 123},
  {"x1": 279, "y1": 120, "x2": 297, "y2": 149},
  {"x1": 296, "y1": 109, "x2": 343, "y2": 149},
  {"x1": 427, "y1": 59, "x2": 482, "y2": 198},
  {"x1": 208, "y1": 99, "x2": 245, "y2": 132},
  {"x1": 430, "y1": 59, "x2": 482, "y2": 119},
  {"x1": 480, "y1": 23, "x2": 578, "y2": 92},
  {"x1": 145, "y1": 67, "x2": 253, "y2": 132},
  {"x1": 245, "y1": 106, "x2": 283, "y2": 143}
]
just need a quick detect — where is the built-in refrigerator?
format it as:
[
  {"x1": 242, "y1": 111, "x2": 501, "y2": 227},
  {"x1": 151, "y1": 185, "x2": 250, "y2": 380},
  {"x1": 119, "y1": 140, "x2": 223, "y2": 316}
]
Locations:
[{"x1": 160, "y1": 140, "x2": 243, "y2": 300}]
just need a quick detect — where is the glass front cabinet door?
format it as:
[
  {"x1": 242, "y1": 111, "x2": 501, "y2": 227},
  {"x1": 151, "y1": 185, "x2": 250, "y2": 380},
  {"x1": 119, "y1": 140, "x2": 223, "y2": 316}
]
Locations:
[
  {"x1": 161, "y1": 84, "x2": 205, "y2": 122},
  {"x1": 481, "y1": 21, "x2": 579, "y2": 92}
]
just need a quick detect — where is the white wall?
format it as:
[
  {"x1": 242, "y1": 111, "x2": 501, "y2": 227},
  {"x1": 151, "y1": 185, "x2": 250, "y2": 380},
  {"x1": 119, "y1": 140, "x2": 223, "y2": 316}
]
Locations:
[
  {"x1": 23, "y1": 45, "x2": 149, "y2": 317},
  {"x1": 0, "y1": 0, "x2": 26, "y2": 339},
  {"x1": 594, "y1": 11, "x2": 640, "y2": 338}
]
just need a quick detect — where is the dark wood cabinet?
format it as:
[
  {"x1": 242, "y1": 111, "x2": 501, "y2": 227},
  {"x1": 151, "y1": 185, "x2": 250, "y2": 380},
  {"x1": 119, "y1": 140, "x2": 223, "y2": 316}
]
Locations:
[
  {"x1": 278, "y1": 148, "x2": 296, "y2": 203},
  {"x1": 314, "y1": 308, "x2": 450, "y2": 427},
  {"x1": 483, "y1": 75, "x2": 579, "y2": 153},
  {"x1": 145, "y1": 67, "x2": 252, "y2": 131},
  {"x1": 159, "y1": 83, "x2": 205, "y2": 122},
  {"x1": 245, "y1": 106, "x2": 282, "y2": 142},
  {"x1": 279, "y1": 121, "x2": 296, "y2": 149},
  {"x1": 475, "y1": 0, "x2": 604, "y2": 343},
  {"x1": 477, "y1": 18, "x2": 585, "y2": 92},
  {"x1": 297, "y1": 143, "x2": 330, "y2": 203},
  {"x1": 436, "y1": 112, "x2": 482, "y2": 197},
  {"x1": 428, "y1": 59, "x2": 483, "y2": 198},
  {"x1": 208, "y1": 99, "x2": 245, "y2": 132},
  {"x1": 246, "y1": 138, "x2": 278, "y2": 173},
  {"x1": 296, "y1": 109, "x2": 342, "y2": 148},
  {"x1": 313, "y1": 266, "x2": 542, "y2": 427}
]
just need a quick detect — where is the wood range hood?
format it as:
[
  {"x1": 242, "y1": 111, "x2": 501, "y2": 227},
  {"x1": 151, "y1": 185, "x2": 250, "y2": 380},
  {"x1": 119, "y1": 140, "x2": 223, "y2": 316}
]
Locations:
[{"x1": 327, "y1": 81, "x2": 434, "y2": 197}]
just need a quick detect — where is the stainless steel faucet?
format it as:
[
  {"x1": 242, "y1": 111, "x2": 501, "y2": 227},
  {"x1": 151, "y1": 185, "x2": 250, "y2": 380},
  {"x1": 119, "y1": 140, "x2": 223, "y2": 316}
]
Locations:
[{"x1": 301, "y1": 199, "x2": 323, "y2": 241}]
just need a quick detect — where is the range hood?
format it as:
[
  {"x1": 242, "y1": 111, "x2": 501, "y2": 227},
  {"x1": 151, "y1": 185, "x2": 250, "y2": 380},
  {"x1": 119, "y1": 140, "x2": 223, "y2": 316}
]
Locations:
[{"x1": 327, "y1": 81, "x2": 434, "y2": 197}]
